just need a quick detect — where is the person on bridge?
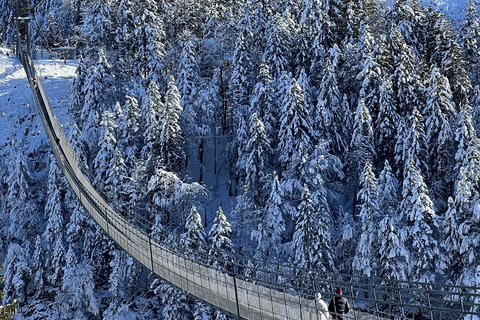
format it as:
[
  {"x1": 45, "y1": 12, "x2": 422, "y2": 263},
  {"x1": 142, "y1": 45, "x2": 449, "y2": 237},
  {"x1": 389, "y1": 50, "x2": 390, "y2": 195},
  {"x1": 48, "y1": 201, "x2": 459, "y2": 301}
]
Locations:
[
  {"x1": 328, "y1": 288, "x2": 350, "y2": 320},
  {"x1": 315, "y1": 293, "x2": 330, "y2": 320}
]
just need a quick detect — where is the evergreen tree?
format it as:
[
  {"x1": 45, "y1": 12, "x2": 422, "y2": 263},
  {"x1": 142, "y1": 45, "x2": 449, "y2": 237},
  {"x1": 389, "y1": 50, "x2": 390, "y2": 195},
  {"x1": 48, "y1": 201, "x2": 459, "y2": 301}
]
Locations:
[
  {"x1": 113, "y1": 0, "x2": 137, "y2": 80},
  {"x1": 80, "y1": 49, "x2": 115, "y2": 152},
  {"x1": 81, "y1": 0, "x2": 112, "y2": 57},
  {"x1": 293, "y1": 185, "x2": 334, "y2": 273},
  {"x1": 396, "y1": 105, "x2": 428, "y2": 174},
  {"x1": 133, "y1": 3, "x2": 166, "y2": 82},
  {"x1": 31, "y1": 235, "x2": 45, "y2": 298},
  {"x1": 59, "y1": 247, "x2": 98, "y2": 319},
  {"x1": 458, "y1": 0, "x2": 480, "y2": 84},
  {"x1": 4, "y1": 149, "x2": 38, "y2": 243},
  {"x1": 104, "y1": 147, "x2": 132, "y2": 215},
  {"x1": 378, "y1": 215, "x2": 409, "y2": 283},
  {"x1": 244, "y1": 113, "x2": 271, "y2": 204},
  {"x1": 153, "y1": 280, "x2": 191, "y2": 320},
  {"x1": 43, "y1": 157, "x2": 66, "y2": 286},
  {"x1": 208, "y1": 206, "x2": 234, "y2": 270},
  {"x1": 2, "y1": 243, "x2": 31, "y2": 306},
  {"x1": 93, "y1": 110, "x2": 117, "y2": 190},
  {"x1": 356, "y1": 20, "x2": 382, "y2": 119},
  {"x1": 440, "y1": 197, "x2": 463, "y2": 276},
  {"x1": 177, "y1": 37, "x2": 200, "y2": 163},
  {"x1": 278, "y1": 76, "x2": 314, "y2": 178},
  {"x1": 160, "y1": 75, "x2": 185, "y2": 172},
  {"x1": 350, "y1": 98, "x2": 375, "y2": 175},
  {"x1": 262, "y1": 13, "x2": 295, "y2": 78},
  {"x1": 105, "y1": 250, "x2": 136, "y2": 318},
  {"x1": 118, "y1": 95, "x2": 141, "y2": 171},
  {"x1": 147, "y1": 168, "x2": 206, "y2": 232},
  {"x1": 181, "y1": 205, "x2": 207, "y2": 255},
  {"x1": 426, "y1": 9, "x2": 472, "y2": 109},
  {"x1": 375, "y1": 78, "x2": 399, "y2": 161},
  {"x1": 377, "y1": 160, "x2": 399, "y2": 217},
  {"x1": 424, "y1": 66, "x2": 456, "y2": 192},
  {"x1": 141, "y1": 81, "x2": 163, "y2": 162},
  {"x1": 316, "y1": 45, "x2": 347, "y2": 154},
  {"x1": 251, "y1": 173, "x2": 286, "y2": 260},
  {"x1": 400, "y1": 156, "x2": 439, "y2": 283},
  {"x1": 353, "y1": 160, "x2": 382, "y2": 277}
]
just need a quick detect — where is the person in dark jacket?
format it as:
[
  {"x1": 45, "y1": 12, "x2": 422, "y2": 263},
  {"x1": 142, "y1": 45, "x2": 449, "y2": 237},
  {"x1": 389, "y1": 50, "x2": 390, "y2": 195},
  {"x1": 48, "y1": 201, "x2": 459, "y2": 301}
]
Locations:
[{"x1": 328, "y1": 288, "x2": 350, "y2": 320}]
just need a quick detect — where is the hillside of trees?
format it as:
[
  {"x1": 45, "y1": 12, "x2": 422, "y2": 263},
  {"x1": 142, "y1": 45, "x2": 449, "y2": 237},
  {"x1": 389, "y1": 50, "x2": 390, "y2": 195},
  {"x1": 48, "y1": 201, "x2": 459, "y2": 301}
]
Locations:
[{"x1": 1, "y1": 0, "x2": 480, "y2": 318}]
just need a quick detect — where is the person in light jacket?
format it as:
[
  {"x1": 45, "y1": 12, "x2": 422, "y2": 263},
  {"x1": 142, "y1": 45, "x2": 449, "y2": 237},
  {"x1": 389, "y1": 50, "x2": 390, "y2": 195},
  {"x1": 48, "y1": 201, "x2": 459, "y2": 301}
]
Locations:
[{"x1": 315, "y1": 293, "x2": 330, "y2": 320}]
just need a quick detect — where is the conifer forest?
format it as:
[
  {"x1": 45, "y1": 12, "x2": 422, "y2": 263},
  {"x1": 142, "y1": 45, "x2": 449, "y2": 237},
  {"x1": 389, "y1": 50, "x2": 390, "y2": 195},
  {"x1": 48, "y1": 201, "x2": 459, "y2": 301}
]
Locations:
[{"x1": 1, "y1": 0, "x2": 480, "y2": 318}]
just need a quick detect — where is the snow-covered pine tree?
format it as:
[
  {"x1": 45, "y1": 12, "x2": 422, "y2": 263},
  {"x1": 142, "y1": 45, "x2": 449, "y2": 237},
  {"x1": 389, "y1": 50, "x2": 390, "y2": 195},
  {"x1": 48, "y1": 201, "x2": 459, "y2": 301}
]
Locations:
[
  {"x1": 133, "y1": 2, "x2": 166, "y2": 83},
  {"x1": 181, "y1": 205, "x2": 207, "y2": 257},
  {"x1": 147, "y1": 167, "x2": 206, "y2": 233},
  {"x1": 118, "y1": 95, "x2": 141, "y2": 171},
  {"x1": 80, "y1": 0, "x2": 112, "y2": 59},
  {"x1": 2, "y1": 243, "x2": 31, "y2": 306},
  {"x1": 375, "y1": 78, "x2": 399, "y2": 162},
  {"x1": 244, "y1": 113, "x2": 271, "y2": 204},
  {"x1": 316, "y1": 45, "x2": 347, "y2": 155},
  {"x1": 93, "y1": 110, "x2": 117, "y2": 191},
  {"x1": 278, "y1": 75, "x2": 314, "y2": 189},
  {"x1": 177, "y1": 37, "x2": 200, "y2": 166},
  {"x1": 350, "y1": 98, "x2": 375, "y2": 177},
  {"x1": 80, "y1": 49, "x2": 115, "y2": 153},
  {"x1": 113, "y1": 0, "x2": 136, "y2": 81},
  {"x1": 195, "y1": 85, "x2": 215, "y2": 183},
  {"x1": 230, "y1": 35, "x2": 254, "y2": 186},
  {"x1": 44, "y1": 12, "x2": 63, "y2": 48},
  {"x1": 160, "y1": 75, "x2": 185, "y2": 172},
  {"x1": 400, "y1": 156, "x2": 439, "y2": 283},
  {"x1": 153, "y1": 279, "x2": 191, "y2": 320},
  {"x1": 389, "y1": 26, "x2": 419, "y2": 119},
  {"x1": 104, "y1": 249, "x2": 137, "y2": 318},
  {"x1": 141, "y1": 80, "x2": 163, "y2": 163},
  {"x1": 453, "y1": 145, "x2": 480, "y2": 285},
  {"x1": 458, "y1": 0, "x2": 480, "y2": 84},
  {"x1": 43, "y1": 156, "x2": 67, "y2": 286},
  {"x1": 104, "y1": 147, "x2": 132, "y2": 215},
  {"x1": 377, "y1": 160, "x2": 399, "y2": 217},
  {"x1": 396, "y1": 105, "x2": 428, "y2": 175},
  {"x1": 293, "y1": 184, "x2": 334, "y2": 274},
  {"x1": 262, "y1": 12, "x2": 295, "y2": 79},
  {"x1": 251, "y1": 173, "x2": 286, "y2": 261},
  {"x1": 356, "y1": 20, "x2": 382, "y2": 119},
  {"x1": 378, "y1": 215, "x2": 409, "y2": 291},
  {"x1": 59, "y1": 247, "x2": 99, "y2": 319},
  {"x1": 353, "y1": 160, "x2": 381, "y2": 277},
  {"x1": 31, "y1": 235, "x2": 45, "y2": 298},
  {"x1": 392, "y1": 0, "x2": 426, "y2": 58},
  {"x1": 208, "y1": 206, "x2": 234, "y2": 270},
  {"x1": 424, "y1": 66, "x2": 456, "y2": 195},
  {"x1": 250, "y1": 61, "x2": 278, "y2": 135},
  {"x1": 440, "y1": 197, "x2": 463, "y2": 277},
  {"x1": 426, "y1": 8, "x2": 472, "y2": 110},
  {"x1": 4, "y1": 149, "x2": 39, "y2": 243}
]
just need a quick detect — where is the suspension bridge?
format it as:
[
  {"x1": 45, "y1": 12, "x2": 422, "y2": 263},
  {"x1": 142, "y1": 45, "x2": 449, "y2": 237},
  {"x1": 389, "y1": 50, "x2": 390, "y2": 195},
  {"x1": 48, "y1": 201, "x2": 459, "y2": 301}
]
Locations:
[{"x1": 11, "y1": 17, "x2": 480, "y2": 320}]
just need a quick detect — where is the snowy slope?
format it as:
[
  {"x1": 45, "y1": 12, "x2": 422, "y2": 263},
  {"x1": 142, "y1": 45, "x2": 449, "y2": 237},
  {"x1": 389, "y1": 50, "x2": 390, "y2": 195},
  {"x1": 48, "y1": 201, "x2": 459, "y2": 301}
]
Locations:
[{"x1": 0, "y1": 52, "x2": 76, "y2": 159}]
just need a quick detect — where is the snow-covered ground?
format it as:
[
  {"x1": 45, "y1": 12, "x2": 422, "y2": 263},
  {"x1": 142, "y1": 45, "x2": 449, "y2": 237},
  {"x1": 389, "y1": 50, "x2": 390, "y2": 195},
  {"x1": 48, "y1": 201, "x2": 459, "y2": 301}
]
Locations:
[{"x1": 0, "y1": 52, "x2": 76, "y2": 159}]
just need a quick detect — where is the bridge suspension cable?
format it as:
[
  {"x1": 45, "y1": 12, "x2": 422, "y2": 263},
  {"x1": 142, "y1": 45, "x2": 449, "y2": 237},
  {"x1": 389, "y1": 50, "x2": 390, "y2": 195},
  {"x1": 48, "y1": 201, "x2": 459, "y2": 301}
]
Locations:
[{"x1": 13, "y1": 19, "x2": 480, "y2": 320}]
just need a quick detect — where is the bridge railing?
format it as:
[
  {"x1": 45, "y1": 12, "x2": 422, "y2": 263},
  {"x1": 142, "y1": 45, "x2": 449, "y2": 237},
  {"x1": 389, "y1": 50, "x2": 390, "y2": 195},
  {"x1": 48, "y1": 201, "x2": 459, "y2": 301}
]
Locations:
[{"x1": 17, "y1": 35, "x2": 480, "y2": 320}]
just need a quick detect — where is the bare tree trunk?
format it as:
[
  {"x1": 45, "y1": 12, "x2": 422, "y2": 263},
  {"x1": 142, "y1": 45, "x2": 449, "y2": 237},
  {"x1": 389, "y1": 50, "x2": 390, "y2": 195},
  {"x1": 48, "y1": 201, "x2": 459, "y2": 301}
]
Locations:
[{"x1": 199, "y1": 137, "x2": 205, "y2": 183}]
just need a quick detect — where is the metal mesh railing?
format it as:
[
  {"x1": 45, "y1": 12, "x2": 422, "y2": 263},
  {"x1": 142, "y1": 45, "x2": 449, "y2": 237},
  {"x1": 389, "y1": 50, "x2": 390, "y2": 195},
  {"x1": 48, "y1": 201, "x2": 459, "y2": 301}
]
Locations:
[{"x1": 15, "y1": 27, "x2": 480, "y2": 320}]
